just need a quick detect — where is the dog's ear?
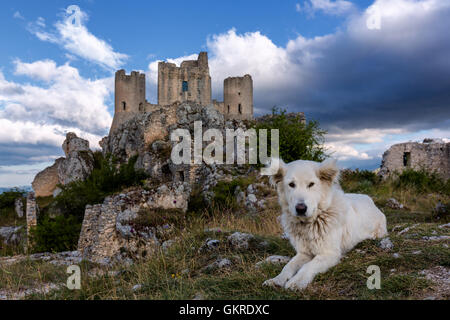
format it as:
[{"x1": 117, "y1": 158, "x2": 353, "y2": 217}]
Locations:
[
  {"x1": 317, "y1": 158, "x2": 339, "y2": 184},
  {"x1": 263, "y1": 157, "x2": 286, "y2": 187}
]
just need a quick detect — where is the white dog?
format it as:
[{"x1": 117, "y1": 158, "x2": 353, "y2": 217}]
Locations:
[{"x1": 263, "y1": 158, "x2": 387, "y2": 291}]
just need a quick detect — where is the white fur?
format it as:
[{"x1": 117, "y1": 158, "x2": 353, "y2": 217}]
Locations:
[{"x1": 263, "y1": 158, "x2": 387, "y2": 291}]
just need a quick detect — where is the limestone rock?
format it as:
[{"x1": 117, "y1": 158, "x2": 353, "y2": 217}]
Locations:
[
  {"x1": 0, "y1": 226, "x2": 24, "y2": 245},
  {"x1": 31, "y1": 158, "x2": 64, "y2": 197},
  {"x1": 227, "y1": 232, "x2": 255, "y2": 250},
  {"x1": 255, "y1": 255, "x2": 291, "y2": 268},
  {"x1": 58, "y1": 133, "x2": 94, "y2": 185},
  {"x1": 379, "y1": 237, "x2": 394, "y2": 250},
  {"x1": 14, "y1": 198, "x2": 23, "y2": 218},
  {"x1": 386, "y1": 198, "x2": 404, "y2": 210},
  {"x1": 32, "y1": 133, "x2": 94, "y2": 197}
]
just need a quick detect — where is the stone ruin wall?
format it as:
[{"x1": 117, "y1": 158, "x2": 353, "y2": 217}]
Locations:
[
  {"x1": 158, "y1": 51, "x2": 211, "y2": 106},
  {"x1": 110, "y1": 52, "x2": 254, "y2": 133},
  {"x1": 379, "y1": 140, "x2": 450, "y2": 180}
]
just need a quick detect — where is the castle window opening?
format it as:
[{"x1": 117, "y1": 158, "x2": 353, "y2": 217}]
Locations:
[
  {"x1": 122, "y1": 101, "x2": 126, "y2": 111},
  {"x1": 403, "y1": 152, "x2": 411, "y2": 167},
  {"x1": 177, "y1": 170, "x2": 185, "y2": 182},
  {"x1": 182, "y1": 81, "x2": 188, "y2": 92},
  {"x1": 238, "y1": 104, "x2": 242, "y2": 114},
  {"x1": 227, "y1": 105, "x2": 230, "y2": 114},
  {"x1": 238, "y1": 92, "x2": 241, "y2": 96}
]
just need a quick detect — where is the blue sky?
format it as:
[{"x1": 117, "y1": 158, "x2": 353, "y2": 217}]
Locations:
[{"x1": 0, "y1": 0, "x2": 449, "y2": 187}]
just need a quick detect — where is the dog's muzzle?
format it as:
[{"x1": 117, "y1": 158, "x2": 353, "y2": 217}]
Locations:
[{"x1": 295, "y1": 203, "x2": 307, "y2": 216}]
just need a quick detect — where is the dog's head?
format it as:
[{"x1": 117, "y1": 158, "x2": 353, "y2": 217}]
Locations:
[{"x1": 265, "y1": 157, "x2": 339, "y2": 220}]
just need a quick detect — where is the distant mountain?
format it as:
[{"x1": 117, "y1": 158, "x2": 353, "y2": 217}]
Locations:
[{"x1": 0, "y1": 186, "x2": 32, "y2": 194}]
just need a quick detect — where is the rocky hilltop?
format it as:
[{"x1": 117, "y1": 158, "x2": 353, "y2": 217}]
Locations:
[{"x1": 32, "y1": 133, "x2": 94, "y2": 197}]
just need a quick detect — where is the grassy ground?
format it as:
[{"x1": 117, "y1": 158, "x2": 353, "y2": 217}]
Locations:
[{"x1": 0, "y1": 172, "x2": 449, "y2": 300}]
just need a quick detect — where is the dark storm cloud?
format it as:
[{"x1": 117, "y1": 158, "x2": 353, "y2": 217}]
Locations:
[{"x1": 253, "y1": 1, "x2": 450, "y2": 134}]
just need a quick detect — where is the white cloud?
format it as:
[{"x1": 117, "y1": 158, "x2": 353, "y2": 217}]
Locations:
[
  {"x1": 300, "y1": 0, "x2": 356, "y2": 16},
  {"x1": 13, "y1": 11, "x2": 24, "y2": 20},
  {"x1": 29, "y1": 5, "x2": 127, "y2": 69},
  {"x1": 144, "y1": 0, "x2": 450, "y2": 168},
  {"x1": 0, "y1": 60, "x2": 113, "y2": 134}
]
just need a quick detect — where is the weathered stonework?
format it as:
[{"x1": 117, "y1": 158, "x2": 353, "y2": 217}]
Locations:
[
  {"x1": 110, "y1": 52, "x2": 254, "y2": 133},
  {"x1": 31, "y1": 133, "x2": 94, "y2": 197},
  {"x1": 77, "y1": 183, "x2": 190, "y2": 264},
  {"x1": 26, "y1": 192, "x2": 38, "y2": 247},
  {"x1": 379, "y1": 139, "x2": 450, "y2": 180}
]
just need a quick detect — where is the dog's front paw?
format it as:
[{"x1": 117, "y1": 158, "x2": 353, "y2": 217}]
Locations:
[
  {"x1": 284, "y1": 278, "x2": 310, "y2": 291},
  {"x1": 263, "y1": 276, "x2": 286, "y2": 288}
]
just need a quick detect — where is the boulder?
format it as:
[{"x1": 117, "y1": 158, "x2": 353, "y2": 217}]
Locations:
[
  {"x1": 14, "y1": 198, "x2": 24, "y2": 218},
  {"x1": 31, "y1": 158, "x2": 64, "y2": 197},
  {"x1": 31, "y1": 133, "x2": 94, "y2": 197},
  {"x1": 227, "y1": 232, "x2": 255, "y2": 250},
  {"x1": 0, "y1": 226, "x2": 24, "y2": 245}
]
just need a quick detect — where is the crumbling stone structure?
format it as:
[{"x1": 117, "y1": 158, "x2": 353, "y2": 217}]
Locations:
[
  {"x1": 379, "y1": 139, "x2": 450, "y2": 180},
  {"x1": 26, "y1": 192, "x2": 38, "y2": 247},
  {"x1": 110, "y1": 52, "x2": 254, "y2": 133}
]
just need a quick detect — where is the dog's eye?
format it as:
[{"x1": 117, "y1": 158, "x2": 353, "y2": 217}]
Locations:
[
  {"x1": 289, "y1": 182, "x2": 296, "y2": 188},
  {"x1": 308, "y1": 182, "x2": 315, "y2": 188}
]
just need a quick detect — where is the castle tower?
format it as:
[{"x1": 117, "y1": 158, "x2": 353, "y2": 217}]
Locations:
[
  {"x1": 158, "y1": 52, "x2": 212, "y2": 106},
  {"x1": 223, "y1": 74, "x2": 253, "y2": 120},
  {"x1": 110, "y1": 70, "x2": 146, "y2": 133}
]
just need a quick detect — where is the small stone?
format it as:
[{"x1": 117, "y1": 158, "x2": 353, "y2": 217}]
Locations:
[
  {"x1": 393, "y1": 253, "x2": 400, "y2": 258},
  {"x1": 412, "y1": 250, "x2": 422, "y2": 255},
  {"x1": 255, "y1": 255, "x2": 291, "y2": 268},
  {"x1": 247, "y1": 194, "x2": 257, "y2": 203},
  {"x1": 386, "y1": 198, "x2": 404, "y2": 210},
  {"x1": 132, "y1": 284, "x2": 143, "y2": 292},
  {"x1": 227, "y1": 232, "x2": 255, "y2": 250},
  {"x1": 379, "y1": 237, "x2": 394, "y2": 250}
]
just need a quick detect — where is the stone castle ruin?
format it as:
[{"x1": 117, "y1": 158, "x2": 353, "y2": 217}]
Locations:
[
  {"x1": 379, "y1": 139, "x2": 450, "y2": 180},
  {"x1": 110, "y1": 52, "x2": 253, "y2": 133}
]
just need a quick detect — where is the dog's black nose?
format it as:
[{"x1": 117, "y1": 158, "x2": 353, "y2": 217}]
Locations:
[{"x1": 295, "y1": 203, "x2": 307, "y2": 216}]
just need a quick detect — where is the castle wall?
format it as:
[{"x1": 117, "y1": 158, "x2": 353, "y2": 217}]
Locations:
[
  {"x1": 110, "y1": 52, "x2": 254, "y2": 134},
  {"x1": 223, "y1": 75, "x2": 253, "y2": 121},
  {"x1": 379, "y1": 140, "x2": 450, "y2": 180},
  {"x1": 158, "y1": 52, "x2": 211, "y2": 106}
]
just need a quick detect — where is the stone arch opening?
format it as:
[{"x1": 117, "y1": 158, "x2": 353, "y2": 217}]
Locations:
[{"x1": 122, "y1": 101, "x2": 126, "y2": 111}]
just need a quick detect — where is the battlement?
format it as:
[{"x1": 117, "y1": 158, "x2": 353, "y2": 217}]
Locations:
[
  {"x1": 110, "y1": 51, "x2": 254, "y2": 134},
  {"x1": 115, "y1": 69, "x2": 146, "y2": 81}
]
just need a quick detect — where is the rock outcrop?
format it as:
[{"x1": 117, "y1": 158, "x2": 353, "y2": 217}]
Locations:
[
  {"x1": 31, "y1": 133, "x2": 94, "y2": 197},
  {"x1": 14, "y1": 198, "x2": 24, "y2": 218},
  {"x1": 31, "y1": 159, "x2": 64, "y2": 198},
  {"x1": 77, "y1": 182, "x2": 190, "y2": 265}
]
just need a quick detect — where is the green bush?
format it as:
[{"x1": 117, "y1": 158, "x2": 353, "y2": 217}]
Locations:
[
  {"x1": 0, "y1": 188, "x2": 26, "y2": 210},
  {"x1": 30, "y1": 215, "x2": 81, "y2": 253},
  {"x1": 53, "y1": 153, "x2": 147, "y2": 220},
  {"x1": 395, "y1": 169, "x2": 449, "y2": 194},
  {"x1": 254, "y1": 107, "x2": 327, "y2": 163}
]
